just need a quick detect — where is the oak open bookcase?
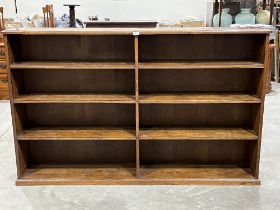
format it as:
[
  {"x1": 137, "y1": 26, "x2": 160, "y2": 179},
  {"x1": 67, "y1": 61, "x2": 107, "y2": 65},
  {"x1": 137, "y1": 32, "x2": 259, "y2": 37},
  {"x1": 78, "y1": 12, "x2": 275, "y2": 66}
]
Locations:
[{"x1": 4, "y1": 28, "x2": 270, "y2": 185}]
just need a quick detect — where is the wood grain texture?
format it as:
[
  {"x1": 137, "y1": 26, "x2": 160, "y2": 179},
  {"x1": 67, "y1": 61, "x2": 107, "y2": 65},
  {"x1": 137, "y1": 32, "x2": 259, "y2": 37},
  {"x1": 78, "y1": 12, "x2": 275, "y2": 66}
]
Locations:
[
  {"x1": 14, "y1": 69, "x2": 135, "y2": 94},
  {"x1": 0, "y1": 78, "x2": 8, "y2": 89},
  {"x1": 5, "y1": 30, "x2": 268, "y2": 185},
  {"x1": 134, "y1": 36, "x2": 140, "y2": 177},
  {"x1": 139, "y1": 69, "x2": 260, "y2": 93},
  {"x1": 140, "y1": 128, "x2": 258, "y2": 140},
  {"x1": 14, "y1": 94, "x2": 135, "y2": 104},
  {"x1": 0, "y1": 46, "x2": 6, "y2": 61},
  {"x1": 22, "y1": 103, "x2": 135, "y2": 127},
  {"x1": 141, "y1": 165, "x2": 255, "y2": 179},
  {"x1": 140, "y1": 104, "x2": 255, "y2": 127},
  {"x1": 139, "y1": 93, "x2": 261, "y2": 104},
  {"x1": 139, "y1": 61, "x2": 264, "y2": 69},
  {"x1": 249, "y1": 34, "x2": 271, "y2": 178},
  {"x1": 18, "y1": 127, "x2": 135, "y2": 140},
  {"x1": 10, "y1": 35, "x2": 134, "y2": 62},
  {"x1": 10, "y1": 61, "x2": 135, "y2": 70},
  {"x1": 3, "y1": 27, "x2": 271, "y2": 35},
  {"x1": 16, "y1": 165, "x2": 259, "y2": 186},
  {"x1": 0, "y1": 90, "x2": 9, "y2": 99},
  {"x1": 139, "y1": 35, "x2": 265, "y2": 61}
]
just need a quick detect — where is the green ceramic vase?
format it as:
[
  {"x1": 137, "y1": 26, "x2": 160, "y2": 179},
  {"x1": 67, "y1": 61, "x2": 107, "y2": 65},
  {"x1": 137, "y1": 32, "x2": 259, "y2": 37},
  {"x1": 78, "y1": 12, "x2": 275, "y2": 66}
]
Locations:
[
  {"x1": 235, "y1": 8, "x2": 255, "y2": 24},
  {"x1": 213, "y1": 8, "x2": 233, "y2": 27}
]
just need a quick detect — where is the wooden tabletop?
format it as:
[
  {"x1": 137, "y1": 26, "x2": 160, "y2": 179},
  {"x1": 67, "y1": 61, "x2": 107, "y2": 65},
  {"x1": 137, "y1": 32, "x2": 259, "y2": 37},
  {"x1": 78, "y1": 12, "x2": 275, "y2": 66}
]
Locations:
[{"x1": 2, "y1": 27, "x2": 271, "y2": 35}]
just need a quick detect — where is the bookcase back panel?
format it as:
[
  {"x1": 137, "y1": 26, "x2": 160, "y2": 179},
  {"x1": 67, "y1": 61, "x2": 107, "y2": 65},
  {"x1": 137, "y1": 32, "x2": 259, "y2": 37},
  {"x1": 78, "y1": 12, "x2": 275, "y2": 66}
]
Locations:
[
  {"x1": 5, "y1": 29, "x2": 269, "y2": 185},
  {"x1": 9, "y1": 35, "x2": 135, "y2": 61},
  {"x1": 20, "y1": 141, "x2": 136, "y2": 165},
  {"x1": 140, "y1": 140, "x2": 252, "y2": 165},
  {"x1": 139, "y1": 69, "x2": 260, "y2": 93},
  {"x1": 139, "y1": 34, "x2": 265, "y2": 61},
  {"x1": 16, "y1": 104, "x2": 135, "y2": 127},
  {"x1": 140, "y1": 104, "x2": 256, "y2": 127},
  {"x1": 13, "y1": 69, "x2": 135, "y2": 94}
]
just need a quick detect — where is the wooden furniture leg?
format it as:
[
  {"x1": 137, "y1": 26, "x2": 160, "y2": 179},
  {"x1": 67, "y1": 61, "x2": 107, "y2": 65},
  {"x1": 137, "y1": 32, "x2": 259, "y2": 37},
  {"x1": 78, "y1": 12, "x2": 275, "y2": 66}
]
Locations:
[
  {"x1": 267, "y1": 44, "x2": 274, "y2": 93},
  {"x1": 275, "y1": 30, "x2": 280, "y2": 83},
  {"x1": 0, "y1": 7, "x2": 3, "y2": 30}
]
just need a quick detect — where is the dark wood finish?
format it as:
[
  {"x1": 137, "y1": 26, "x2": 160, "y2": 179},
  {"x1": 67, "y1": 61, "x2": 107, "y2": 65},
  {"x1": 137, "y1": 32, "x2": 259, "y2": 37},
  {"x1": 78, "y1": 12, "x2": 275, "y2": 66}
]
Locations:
[
  {"x1": 85, "y1": 21, "x2": 158, "y2": 28},
  {"x1": 4, "y1": 28, "x2": 270, "y2": 185},
  {"x1": 266, "y1": 44, "x2": 274, "y2": 93},
  {"x1": 63, "y1": 4, "x2": 80, "y2": 28}
]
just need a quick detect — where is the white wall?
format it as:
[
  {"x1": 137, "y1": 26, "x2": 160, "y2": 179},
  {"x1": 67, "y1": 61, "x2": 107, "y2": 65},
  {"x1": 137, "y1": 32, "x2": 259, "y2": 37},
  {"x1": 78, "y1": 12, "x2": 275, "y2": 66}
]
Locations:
[{"x1": 1, "y1": 0, "x2": 208, "y2": 22}]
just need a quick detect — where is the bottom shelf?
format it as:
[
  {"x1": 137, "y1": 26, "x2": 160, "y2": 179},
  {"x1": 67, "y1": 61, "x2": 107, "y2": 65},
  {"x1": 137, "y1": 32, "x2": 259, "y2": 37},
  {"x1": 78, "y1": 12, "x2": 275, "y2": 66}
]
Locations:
[{"x1": 17, "y1": 165, "x2": 259, "y2": 186}]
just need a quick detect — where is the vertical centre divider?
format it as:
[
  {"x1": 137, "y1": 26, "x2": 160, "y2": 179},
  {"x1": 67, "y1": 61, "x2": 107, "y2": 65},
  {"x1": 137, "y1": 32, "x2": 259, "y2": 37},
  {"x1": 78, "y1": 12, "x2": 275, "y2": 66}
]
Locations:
[{"x1": 134, "y1": 34, "x2": 140, "y2": 177}]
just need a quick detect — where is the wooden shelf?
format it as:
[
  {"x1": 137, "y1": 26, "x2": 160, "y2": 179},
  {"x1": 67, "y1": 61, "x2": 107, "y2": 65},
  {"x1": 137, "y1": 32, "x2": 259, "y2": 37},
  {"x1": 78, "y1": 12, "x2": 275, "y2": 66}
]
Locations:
[
  {"x1": 10, "y1": 61, "x2": 135, "y2": 70},
  {"x1": 14, "y1": 94, "x2": 135, "y2": 104},
  {"x1": 139, "y1": 165, "x2": 259, "y2": 185},
  {"x1": 14, "y1": 93, "x2": 260, "y2": 104},
  {"x1": 16, "y1": 165, "x2": 259, "y2": 185},
  {"x1": 140, "y1": 128, "x2": 258, "y2": 140},
  {"x1": 17, "y1": 127, "x2": 136, "y2": 141},
  {"x1": 139, "y1": 61, "x2": 264, "y2": 69},
  {"x1": 139, "y1": 93, "x2": 261, "y2": 104},
  {"x1": 17, "y1": 165, "x2": 136, "y2": 186}
]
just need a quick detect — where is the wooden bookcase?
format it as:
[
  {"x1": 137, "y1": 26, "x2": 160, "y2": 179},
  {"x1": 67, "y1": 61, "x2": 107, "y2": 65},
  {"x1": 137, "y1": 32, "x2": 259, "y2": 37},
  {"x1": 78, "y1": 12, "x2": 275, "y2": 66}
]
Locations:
[{"x1": 4, "y1": 28, "x2": 270, "y2": 185}]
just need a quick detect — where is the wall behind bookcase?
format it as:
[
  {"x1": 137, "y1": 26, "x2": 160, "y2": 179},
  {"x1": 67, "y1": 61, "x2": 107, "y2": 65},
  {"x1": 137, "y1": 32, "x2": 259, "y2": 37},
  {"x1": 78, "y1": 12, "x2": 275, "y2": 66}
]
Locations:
[{"x1": 2, "y1": 0, "x2": 207, "y2": 22}]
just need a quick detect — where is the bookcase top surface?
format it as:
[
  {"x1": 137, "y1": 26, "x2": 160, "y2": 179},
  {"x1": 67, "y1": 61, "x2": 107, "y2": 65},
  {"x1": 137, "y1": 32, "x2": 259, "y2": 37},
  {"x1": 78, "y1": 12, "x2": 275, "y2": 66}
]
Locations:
[{"x1": 3, "y1": 27, "x2": 271, "y2": 35}]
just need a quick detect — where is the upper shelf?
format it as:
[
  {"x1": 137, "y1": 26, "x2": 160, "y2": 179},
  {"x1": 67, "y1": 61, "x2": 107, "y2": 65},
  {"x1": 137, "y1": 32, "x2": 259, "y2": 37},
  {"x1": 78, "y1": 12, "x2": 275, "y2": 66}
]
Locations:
[
  {"x1": 10, "y1": 61, "x2": 264, "y2": 70},
  {"x1": 17, "y1": 127, "x2": 136, "y2": 141},
  {"x1": 140, "y1": 127, "x2": 258, "y2": 140},
  {"x1": 10, "y1": 61, "x2": 135, "y2": 70},
  {"x1": 3, "y1": 27, "x2": 271, "y2": 35},
  {"x1": 139, "y1": 93, "x2": 261, "y2": 104},
  {"x1": 13, "y1": 93, "x2": 260, "y2": 104},
  {"x1": 139, "y1": 61, "x2": 264, "y2": 69},
  {"x1": 13, "y1": 94, "x2": 135, "y2": 104}
]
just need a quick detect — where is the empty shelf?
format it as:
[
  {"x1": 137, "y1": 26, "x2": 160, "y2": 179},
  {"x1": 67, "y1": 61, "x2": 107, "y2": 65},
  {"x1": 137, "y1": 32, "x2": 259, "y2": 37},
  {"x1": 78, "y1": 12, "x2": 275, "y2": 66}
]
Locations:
[
  {"x1": 139, "y1": 61, "x2": 264, "y2": 69},
  {"x1": 139, "y1": 93, "x2": 261, "y2": 104},
  {"x1": 140, "y1": 165, "x2": 258, "y2": 185},
  {"x1": 10, "y1": 61, "x2": 135, "y2": 70},
  {"x1": 14, "y1": 94, "x2": 135, "y2": 104},
  {"x1": 16, "y1": 165, "x2": 259, "y2": 185},
  {"x1": 17, "y1": 127, "x2": 136, "y2": 141},
  {"x1": 17, "y1": 165, "x2": 136, "y2": 185},
  {"x1": 140, "y1": 128, "x2": 258, "y2": 140}
]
